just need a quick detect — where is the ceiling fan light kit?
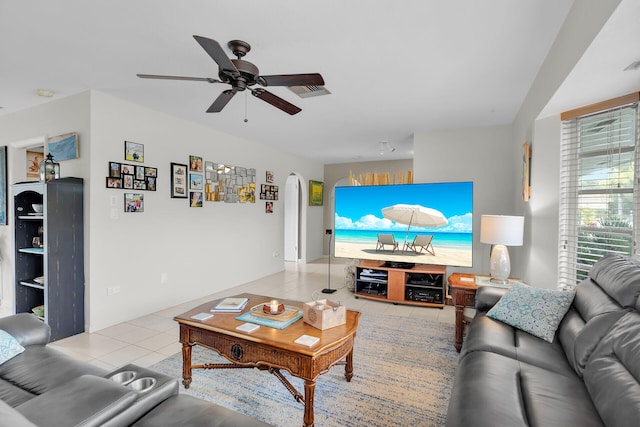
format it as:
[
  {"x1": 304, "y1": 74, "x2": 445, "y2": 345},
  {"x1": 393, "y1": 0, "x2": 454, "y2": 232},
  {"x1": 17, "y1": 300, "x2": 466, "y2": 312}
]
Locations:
[{"x1": 137, "y1": 35, "x2": 325, "y2": 116}]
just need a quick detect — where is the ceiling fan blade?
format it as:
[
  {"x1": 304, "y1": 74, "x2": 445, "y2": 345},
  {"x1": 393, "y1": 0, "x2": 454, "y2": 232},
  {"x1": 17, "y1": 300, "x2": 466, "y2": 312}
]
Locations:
[
  {"x1": 259, "y1": 73, "x2": 325, "y2": 87},
  {"x1": 207, "y1": 90, "x2": 236, "y2": 113},
  {"x1": 193, "y1": 35, "x2": 240, "y2": 78},
  {"x1": 251, "y1": 88, "x2": 301, "y2": 115},
  {"x1": 137, "y1": 74, "x2": 220, "y2": 83}
]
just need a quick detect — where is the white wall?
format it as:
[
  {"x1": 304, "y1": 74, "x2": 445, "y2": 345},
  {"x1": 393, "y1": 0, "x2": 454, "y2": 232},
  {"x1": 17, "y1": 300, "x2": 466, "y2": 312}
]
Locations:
[
  {"x1": 413, "y1": 125, "x2": 515, "y2": 277},
  {"x1": 0, "y1": 92, "x2": 91, "y2": 311},
  {"x1": 511, "y1": 0, "x2": 621, "y2": 288},
  {"x1": 0, "y1": 90, "x2": 324, "y2": 332}
]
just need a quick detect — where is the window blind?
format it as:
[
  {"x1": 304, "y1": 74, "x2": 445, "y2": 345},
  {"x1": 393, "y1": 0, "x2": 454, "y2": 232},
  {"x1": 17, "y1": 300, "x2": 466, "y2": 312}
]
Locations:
[{"x1": 558, "y1": 104, "x2": 639, "y2": 290}]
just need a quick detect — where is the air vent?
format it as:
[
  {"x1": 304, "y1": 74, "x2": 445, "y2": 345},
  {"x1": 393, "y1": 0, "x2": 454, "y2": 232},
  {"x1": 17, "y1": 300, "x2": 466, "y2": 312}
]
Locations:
[{"x1": 287, "y1": 85, "x2": 331, "y2": 99}]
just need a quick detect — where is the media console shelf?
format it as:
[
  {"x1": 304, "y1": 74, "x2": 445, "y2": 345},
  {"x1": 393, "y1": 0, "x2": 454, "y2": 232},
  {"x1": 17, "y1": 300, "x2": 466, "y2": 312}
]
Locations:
[{"x1": 355, "y1": 260, "x2": 445, "y2": 308}]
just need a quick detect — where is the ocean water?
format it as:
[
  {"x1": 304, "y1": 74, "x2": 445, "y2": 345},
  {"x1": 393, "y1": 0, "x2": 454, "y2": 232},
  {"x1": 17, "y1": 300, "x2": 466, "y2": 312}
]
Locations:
[{"x1": 335, "y1": 229, "x2": 472, "y2": 249}]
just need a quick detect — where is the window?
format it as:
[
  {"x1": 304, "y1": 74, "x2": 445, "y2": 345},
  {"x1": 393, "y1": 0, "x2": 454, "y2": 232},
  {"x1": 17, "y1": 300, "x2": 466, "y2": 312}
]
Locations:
[{"x1": 558, "y1": 96, "x2": 640, "y2": 290}]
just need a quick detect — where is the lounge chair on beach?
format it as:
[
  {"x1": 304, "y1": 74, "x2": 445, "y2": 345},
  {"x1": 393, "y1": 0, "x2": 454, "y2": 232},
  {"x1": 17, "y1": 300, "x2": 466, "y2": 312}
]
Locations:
[
  {"x1": 376, "y1": 234, "x2": 399, "y2": 252},
  {"x1": 404, "y1": 235, "x2": 435, "y2": 255}
]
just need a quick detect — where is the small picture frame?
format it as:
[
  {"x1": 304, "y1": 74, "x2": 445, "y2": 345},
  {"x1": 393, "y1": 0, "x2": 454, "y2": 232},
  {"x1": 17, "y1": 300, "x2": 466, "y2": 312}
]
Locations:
[
  {"x1": 266, "y1": 201, "x2": 273, "y2": 213},
  {"x1": 144, "y1": 167, "x2": 157, "y2": 177},
  {"x1": 309, "y1": 180, "x2": 323, "y2": 206},
  {"x1": 123, "y1": 175, "x2": 134, "y2": 189},
  {"x1": 106, "y1": 177, "x2": 122, "y2": 188},
  {"x1": 189, "y1": 155, "x2": 203, "y2": 172},
  {"x1": 124, "y1": 193, "x2": 144, "y2": 212},
  {"x1": 109, "y1": 162, "x2": 121, "y2": 178},
  {"x1": 266, "y1": 170, "x2": 274, "y2": 183},
  {"x1": 124, "y1": 141, "x2": 144, "y2": 163},
  {"x1": 146, "y1": 176, "x2": 156, "y2": 191},
  {"x1": 171, "y1": 162, "x2": 188, "y2": 198},
  {"x1": 121, "y1": 164, "x2": 135, "y2": 175},
  {"x1": 190, "y1": 191, "x2": 203, "y2": 207},
  {"x1": 189, "y1": 173, "x2": 203, "y2": 190},
  {"x1": 134, "y1": 180, "x2": 146, "y2": 190},
  {"x1": 135, "y1": 166, "x2": 145, "y2": 180}
]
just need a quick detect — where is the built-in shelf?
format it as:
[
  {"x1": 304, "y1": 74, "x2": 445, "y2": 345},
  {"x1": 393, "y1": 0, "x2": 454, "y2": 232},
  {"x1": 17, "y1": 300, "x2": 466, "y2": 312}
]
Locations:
[
  {"x1": 19, "y1": 280, "x2": 45, "y2": 290},
  {"x1": 18, "y1": 247, "x2": 44, "y2": 254},
  {"x1": 13, "y1": 178, "x2": 85, "y2": 342}
]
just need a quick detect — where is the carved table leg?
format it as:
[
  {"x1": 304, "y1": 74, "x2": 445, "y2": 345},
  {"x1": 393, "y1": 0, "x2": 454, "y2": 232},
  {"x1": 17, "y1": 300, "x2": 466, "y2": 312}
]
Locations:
[
  {"x1": 344, "y1": 350, "x2": 354, "y2": 382},
  {"x1": 303, "y1": 379, "x2": 316, "y2": 427},
  {"x1": 182, "y1": 342, "x2": 193, "y2": 389},
  {"x1": 454, "y1": 304, "x2": 464, "y2": 352}
]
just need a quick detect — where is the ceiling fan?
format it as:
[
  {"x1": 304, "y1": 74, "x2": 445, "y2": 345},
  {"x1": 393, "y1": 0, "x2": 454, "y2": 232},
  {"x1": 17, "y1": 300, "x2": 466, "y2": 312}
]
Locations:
[{"x1": 137, "y1": 35, "x2": 325, "y2": 115}]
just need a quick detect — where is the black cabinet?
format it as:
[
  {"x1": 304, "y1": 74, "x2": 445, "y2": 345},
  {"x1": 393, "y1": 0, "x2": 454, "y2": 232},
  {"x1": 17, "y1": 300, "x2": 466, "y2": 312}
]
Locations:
[{"x1": 13, "y1": 178, "x2": 84, "y2": 341}]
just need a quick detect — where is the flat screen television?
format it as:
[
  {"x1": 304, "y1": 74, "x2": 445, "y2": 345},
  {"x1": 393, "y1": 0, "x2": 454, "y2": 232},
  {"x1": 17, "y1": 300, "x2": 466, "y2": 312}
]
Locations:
[{"x1": 334, "y1": 181, "x2": 473, "y2": 268}]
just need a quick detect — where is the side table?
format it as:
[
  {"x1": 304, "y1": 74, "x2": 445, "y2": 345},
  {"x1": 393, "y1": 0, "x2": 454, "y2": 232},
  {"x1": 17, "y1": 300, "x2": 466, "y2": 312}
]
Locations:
[{"x1": 447, "y1": 273, "x2": 478, "y2": 352}]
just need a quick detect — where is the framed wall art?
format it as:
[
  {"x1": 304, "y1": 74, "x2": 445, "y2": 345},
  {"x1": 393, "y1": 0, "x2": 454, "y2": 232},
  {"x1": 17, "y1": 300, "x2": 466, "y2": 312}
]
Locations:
[
  {"x1": 266, "y1": 170, "x2": 274, "y2": 183},
  {"x1": 27, "y1": 150, "x2": 43, "y2": 180},
  {"x1": 48, "y1": 132, "x2": 79, "y2": 161},
  {"x1": 189, "y1": 172, "x2": 203, "y2": 190},
  {"x1": 522, "y1": 142, "x2": 532, "y2": 202},
  {"x1": 124, "y1": 193, "x2": 144, "y2": 212},
  {"x1": 190, "y1": 191, "x2": 203, "y2": 207},
  {"x1": 109, "y1": 162, "x2": 121, "y2": 178},
  {"x1": 189, "y1": 155, "x2": 203, "y2": 172},
  {"x1": 106, "y1": 177, "x2": 122, "y2": 188},
  {"x1": 260, "y1": 184, "x2": 278, "y2": 200},
  {"x1": 309, "y1": 180, "x2": 324, "y2": 206},
  {"x1": 124, "y1": 141, "x2": 144, "y2": 163},
  {"x1": 171, "y1": 162, "x2": 188, "y2": 198}
]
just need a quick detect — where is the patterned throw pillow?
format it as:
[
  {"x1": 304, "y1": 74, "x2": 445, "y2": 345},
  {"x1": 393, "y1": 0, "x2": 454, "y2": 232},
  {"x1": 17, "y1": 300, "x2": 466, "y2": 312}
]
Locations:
[
  {"x1": 486, "y1": 282, "x2": 576, "y2": 343},
  {"x1": 0, "y1": 329, "x2": 25, "y2": 365}
]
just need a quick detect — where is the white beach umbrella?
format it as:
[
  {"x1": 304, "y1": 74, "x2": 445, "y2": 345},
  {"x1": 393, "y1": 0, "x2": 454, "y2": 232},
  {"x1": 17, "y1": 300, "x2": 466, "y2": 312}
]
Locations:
[{"x1": 381, "y1": 204, "x2": 448, "y2": 241}]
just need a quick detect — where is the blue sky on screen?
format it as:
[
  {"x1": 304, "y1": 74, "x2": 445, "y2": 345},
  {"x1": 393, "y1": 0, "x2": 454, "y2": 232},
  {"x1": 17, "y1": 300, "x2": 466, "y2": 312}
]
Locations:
[{"x1": 334, "y1": 182, "x2": 473, "y2": 233}]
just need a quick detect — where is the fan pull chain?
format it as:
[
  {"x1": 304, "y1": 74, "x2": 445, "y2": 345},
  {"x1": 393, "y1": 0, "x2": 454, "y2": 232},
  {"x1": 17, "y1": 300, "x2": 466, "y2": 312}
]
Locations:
[{"x1": 244, "y1": 91, "x2": 249, "y2": 123}]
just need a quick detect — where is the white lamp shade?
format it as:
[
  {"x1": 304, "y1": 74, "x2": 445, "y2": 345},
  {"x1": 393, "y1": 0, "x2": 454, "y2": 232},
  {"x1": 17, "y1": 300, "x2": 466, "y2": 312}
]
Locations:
[{"x1": 480, "y1": 215, "x2": 524, "y2": 246}]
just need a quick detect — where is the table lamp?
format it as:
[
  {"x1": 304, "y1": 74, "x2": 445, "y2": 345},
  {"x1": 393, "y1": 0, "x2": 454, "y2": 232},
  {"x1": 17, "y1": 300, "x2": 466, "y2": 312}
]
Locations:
[{"x1": 480, "y1": 215, "x2": 524, "y2": 284}]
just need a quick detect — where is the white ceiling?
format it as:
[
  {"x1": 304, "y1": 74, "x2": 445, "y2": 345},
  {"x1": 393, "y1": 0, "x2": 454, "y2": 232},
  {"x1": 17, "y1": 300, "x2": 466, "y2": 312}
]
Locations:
[{"x1": 1, "y1": 1, "x2": 638, "y2": 164}]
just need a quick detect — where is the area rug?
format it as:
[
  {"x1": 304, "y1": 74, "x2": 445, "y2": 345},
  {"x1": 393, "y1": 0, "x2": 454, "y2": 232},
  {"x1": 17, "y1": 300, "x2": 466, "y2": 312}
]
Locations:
[{"x1": 150, "y1": 313, "x2": 458, "y2": 426}]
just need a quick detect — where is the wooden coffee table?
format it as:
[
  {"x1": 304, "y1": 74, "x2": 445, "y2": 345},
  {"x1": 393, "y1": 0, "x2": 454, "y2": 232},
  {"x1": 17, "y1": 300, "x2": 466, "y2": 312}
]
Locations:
[{"x1": 174, "y1": 293, "x2": 361, "y2": 427}]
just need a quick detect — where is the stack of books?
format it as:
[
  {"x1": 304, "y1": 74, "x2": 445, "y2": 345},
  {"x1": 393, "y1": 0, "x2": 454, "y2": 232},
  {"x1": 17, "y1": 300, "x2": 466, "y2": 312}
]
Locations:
[{"x1": 211, "y1": 297, "x2": 249, "y2": 313}]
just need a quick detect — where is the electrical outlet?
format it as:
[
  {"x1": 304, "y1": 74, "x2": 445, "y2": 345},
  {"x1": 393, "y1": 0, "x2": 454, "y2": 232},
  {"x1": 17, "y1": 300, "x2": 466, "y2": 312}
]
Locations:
[{"x1": 106, "y1": 286, "x2": 121, "y2": 296}]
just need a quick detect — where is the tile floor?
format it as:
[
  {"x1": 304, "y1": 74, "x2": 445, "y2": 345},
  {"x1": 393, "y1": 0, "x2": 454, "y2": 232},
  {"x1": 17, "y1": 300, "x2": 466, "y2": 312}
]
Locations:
[{"x1": 14, "y1": 258, "x2": 456, "y2": 371}]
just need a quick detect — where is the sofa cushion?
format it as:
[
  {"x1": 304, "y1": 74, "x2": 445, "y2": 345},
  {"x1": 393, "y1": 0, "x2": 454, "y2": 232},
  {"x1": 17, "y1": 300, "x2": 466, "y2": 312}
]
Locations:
[
  {"x1": 132, "y1": 394, "x2": 273, "y2": 427},
  {"x1": 486, "y1": 282, "x2": 575, "y2": 342},
  {"x1": 0, "y1": 345, "x2": 107, "y2": 397},
  {"x1": 0, "y1": 330, "x2": 25, "y2": 365},
  {"x1": 459, "y1": 313, "x2": 576, "y2": 376},
  {"x1": 446, "y1": 351, "x2": 604, "y2": 427},
  {"x1": 588, "y1": 252, "x2": 640, "y2": 308},
  {"x1": 583, "y1": 311, "x2": 640, "y2": 426}
]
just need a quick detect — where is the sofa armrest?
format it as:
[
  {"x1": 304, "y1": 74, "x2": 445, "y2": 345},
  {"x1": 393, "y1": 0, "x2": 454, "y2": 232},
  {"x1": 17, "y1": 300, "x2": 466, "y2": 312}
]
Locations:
[
  {"x1": 475, "y1": 286, "x2": 509, "y2": 311},
  {"x1": 16, "y1": 375, "x2": 137, "y2": 427},
  {"x1": 0, "y1": 313, "x2": 50, "y2": 346}
]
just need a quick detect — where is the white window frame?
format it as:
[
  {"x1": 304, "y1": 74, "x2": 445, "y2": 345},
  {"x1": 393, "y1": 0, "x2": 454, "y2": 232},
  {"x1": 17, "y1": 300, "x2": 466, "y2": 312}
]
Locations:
[{"x1": 558, "y1": 95, "x2": 640, "y2": 290}]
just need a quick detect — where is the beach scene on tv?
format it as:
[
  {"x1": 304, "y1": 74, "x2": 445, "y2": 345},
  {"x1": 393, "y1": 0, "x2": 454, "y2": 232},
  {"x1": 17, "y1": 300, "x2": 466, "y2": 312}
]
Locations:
[{"x1": 334, "y1": 182, "x2": 473, "y2": 267}]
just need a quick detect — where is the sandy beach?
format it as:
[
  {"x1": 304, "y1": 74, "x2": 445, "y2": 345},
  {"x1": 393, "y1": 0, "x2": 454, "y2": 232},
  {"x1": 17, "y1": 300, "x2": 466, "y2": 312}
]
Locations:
[{"x1": 335, "y1": 240, "x2": 472, "y2": 267}]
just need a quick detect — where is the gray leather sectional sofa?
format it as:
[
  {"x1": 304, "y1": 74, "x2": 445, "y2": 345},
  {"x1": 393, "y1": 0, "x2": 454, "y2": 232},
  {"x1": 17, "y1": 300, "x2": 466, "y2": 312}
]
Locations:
[
  {"x1": 0, "y1": 312, "x2": 270, "y2": 426},
  {"x1": 447, "y1": 253, "x2": 640, "y2": 426}
]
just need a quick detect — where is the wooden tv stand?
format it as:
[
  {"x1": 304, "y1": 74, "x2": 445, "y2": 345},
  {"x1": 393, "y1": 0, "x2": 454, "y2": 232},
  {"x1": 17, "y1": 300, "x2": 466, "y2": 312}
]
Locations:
[{"x1": 355, "y1": 260, "x2": 445, "y2": 308}]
